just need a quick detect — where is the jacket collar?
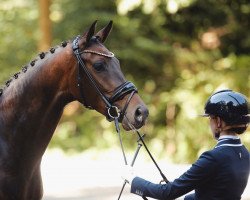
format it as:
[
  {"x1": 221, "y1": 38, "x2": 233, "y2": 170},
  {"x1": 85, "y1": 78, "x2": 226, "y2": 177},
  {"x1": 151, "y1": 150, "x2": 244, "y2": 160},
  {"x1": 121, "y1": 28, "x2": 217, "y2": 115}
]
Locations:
[{"x1": 215, "y1": 135, "x2": 242, "y2": 149}]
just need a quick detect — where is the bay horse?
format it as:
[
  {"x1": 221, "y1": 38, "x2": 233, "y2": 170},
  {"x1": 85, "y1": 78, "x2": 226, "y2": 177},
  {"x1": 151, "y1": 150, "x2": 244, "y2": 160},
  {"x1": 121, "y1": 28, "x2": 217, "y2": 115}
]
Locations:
[{"x1": 0, "y1": 21, "x2": 148, "y2": 200}]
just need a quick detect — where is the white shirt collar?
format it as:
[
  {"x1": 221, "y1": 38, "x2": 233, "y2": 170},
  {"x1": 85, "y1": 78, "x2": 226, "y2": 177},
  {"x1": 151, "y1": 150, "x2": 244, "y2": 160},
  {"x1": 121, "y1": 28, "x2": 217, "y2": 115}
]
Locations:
[{"x1": 218, "y1": 135, "x2": 239, "y2": 140}]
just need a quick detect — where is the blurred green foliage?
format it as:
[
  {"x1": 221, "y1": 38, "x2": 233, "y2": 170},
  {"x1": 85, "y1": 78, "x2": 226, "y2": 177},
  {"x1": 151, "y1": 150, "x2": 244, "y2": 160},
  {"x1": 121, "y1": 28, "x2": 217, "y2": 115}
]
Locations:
[{"x1": 0, "y1": 0, "x2": 249, "y2": 163}]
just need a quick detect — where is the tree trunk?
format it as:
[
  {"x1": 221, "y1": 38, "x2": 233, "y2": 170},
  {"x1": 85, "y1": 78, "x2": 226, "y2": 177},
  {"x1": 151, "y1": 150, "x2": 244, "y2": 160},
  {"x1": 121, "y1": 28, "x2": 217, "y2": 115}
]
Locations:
[{"x1": 39, "y1": 0, "x2": 52, "y2": 51}]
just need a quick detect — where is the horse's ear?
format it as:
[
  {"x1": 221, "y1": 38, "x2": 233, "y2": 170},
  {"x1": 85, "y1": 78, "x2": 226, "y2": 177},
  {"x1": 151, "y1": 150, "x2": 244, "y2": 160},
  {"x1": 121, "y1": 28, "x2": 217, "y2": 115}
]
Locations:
[
  {"x1": 95, "y1": 20, "x2": 113, "y2": 43},
  {"x1": 83, "y1": 20, "x2": 97, "y2": 43}
]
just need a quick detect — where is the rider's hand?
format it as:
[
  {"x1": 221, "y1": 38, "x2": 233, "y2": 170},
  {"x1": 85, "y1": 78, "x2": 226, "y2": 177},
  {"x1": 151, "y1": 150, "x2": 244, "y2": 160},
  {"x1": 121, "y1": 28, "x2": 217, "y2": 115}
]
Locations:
[{"x1": 121, "y1": 165, "x2": 136, "y2": 185}]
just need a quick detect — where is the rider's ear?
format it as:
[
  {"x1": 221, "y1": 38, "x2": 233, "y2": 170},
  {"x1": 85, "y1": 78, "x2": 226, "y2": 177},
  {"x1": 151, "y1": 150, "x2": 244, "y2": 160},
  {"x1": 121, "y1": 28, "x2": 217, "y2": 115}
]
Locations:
[
  {"x1": 95, "y1": 20, "x2": 113, "y2": 43},
  {"x1": 82, "y1": 20, "x2": 97, "y2": 43},
  {"x1": 216, "y1": 117, "x2": 222, "y2": 128}
]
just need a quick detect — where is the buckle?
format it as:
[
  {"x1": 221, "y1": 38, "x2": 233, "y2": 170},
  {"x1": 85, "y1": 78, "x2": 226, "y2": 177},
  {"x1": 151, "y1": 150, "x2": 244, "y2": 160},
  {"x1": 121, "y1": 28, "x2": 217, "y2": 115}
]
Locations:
[{"x1": 107, "y1": 106, "x2": 120, "y2": 119}]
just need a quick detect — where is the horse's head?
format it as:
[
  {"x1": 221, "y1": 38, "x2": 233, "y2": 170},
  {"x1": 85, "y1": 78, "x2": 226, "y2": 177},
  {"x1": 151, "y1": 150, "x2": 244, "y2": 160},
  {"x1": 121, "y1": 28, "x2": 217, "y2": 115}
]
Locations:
[{"x1": 70, "y1": 21, "x2": 148, "y2": 131}]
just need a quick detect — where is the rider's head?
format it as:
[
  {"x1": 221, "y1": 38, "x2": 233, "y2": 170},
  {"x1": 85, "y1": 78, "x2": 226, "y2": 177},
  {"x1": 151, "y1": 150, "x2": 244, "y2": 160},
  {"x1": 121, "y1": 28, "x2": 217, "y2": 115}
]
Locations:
[{"x1": 201, "y1": 89, "x2": 249, "y2": 138}]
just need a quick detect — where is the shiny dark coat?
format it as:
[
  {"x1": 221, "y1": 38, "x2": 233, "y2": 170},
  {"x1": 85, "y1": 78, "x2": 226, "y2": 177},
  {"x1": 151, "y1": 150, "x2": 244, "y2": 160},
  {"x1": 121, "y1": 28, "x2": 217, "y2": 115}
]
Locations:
[{"x1": 0, "y1": 21, "x2": 148, "y2": 200}]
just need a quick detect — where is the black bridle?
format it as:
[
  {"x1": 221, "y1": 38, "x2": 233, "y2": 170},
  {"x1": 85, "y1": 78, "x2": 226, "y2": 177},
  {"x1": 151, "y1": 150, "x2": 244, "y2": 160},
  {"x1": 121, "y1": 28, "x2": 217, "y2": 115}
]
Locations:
[
  {"x1": 72, "y1": 36, "x2": 136, "y2": 187},
  {"x1": 72, "y1": 36, "x2": 137, "y2": 122},
  {"x1": 72, "y1": 36, "x2": 169, "y2": 200}
]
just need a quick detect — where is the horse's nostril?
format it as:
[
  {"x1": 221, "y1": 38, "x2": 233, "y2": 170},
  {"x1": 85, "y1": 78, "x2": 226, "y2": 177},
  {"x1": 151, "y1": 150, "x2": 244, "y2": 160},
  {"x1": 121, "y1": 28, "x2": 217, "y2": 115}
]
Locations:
[
  {"x1": 135, "y1": 107, "x2": 143, "y2": 123},
  {"x1": 135, "y1": 106, "x2": 149, "y2": 124}
]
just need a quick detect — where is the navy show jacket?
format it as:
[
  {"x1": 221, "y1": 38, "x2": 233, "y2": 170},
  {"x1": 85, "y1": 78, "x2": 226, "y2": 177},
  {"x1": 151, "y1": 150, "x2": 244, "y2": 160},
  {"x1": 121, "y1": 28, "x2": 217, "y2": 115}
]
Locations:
[{"x1": 131, "y1": 137, "x2": 250, "y2": 200}]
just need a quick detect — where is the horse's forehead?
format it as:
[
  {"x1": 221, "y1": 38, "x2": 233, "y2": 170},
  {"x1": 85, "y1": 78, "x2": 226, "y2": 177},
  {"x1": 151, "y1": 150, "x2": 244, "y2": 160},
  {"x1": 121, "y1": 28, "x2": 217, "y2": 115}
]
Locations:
[{"x1": 89, "y1": 42, "x2": 109, "y2": 52}]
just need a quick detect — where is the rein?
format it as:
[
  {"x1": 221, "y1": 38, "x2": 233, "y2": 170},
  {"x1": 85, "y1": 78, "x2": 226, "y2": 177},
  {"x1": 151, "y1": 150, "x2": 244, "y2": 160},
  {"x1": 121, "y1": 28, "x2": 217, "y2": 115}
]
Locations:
[
  {"x1": 124, "y1": 115, "x2": 169, "y2": 184},
  {"x1": 116, "y1": 115, "x2": 170, "y2": 200}
]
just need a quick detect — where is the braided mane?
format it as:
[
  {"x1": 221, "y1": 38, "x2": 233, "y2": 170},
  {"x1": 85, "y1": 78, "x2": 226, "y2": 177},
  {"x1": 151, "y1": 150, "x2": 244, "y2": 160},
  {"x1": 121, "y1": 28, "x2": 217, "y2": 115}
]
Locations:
[{"x1": 0, "y1": 41, "x2": 69, "y2": 97}]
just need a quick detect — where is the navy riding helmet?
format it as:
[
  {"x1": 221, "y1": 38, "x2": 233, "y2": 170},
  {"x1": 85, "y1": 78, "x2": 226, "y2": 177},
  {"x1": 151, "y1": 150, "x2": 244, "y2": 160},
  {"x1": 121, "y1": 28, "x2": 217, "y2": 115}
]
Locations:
[{"x1": 201, "y1": 89, "x2": 249, "y2": 125}]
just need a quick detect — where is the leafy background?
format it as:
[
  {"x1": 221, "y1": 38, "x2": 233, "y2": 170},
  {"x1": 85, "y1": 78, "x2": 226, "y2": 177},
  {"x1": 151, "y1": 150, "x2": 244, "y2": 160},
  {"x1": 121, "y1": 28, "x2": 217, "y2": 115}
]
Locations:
[{"x1": 0, "y1": 0, "x2": 249, "y2": 163}]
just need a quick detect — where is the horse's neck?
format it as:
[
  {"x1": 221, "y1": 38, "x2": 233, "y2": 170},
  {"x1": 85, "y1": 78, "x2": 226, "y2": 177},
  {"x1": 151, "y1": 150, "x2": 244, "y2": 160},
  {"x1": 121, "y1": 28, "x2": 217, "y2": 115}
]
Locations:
[{"x1": 0, "y1": 45, "x2": 76, "y2": 163}]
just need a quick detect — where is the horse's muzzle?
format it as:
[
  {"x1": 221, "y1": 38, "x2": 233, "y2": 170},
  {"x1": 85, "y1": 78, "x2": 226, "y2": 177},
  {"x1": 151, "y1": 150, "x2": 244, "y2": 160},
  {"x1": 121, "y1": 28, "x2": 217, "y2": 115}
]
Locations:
[{"x1": 122, "y1": 103, "x2": 149, "y2": 131}]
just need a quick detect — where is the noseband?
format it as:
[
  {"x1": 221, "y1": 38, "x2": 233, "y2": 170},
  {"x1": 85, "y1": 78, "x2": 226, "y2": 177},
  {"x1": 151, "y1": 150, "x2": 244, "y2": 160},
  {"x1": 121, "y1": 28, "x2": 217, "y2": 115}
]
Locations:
[{"x1": 72, "y1": 36, "x2": 137, "y2": 122}]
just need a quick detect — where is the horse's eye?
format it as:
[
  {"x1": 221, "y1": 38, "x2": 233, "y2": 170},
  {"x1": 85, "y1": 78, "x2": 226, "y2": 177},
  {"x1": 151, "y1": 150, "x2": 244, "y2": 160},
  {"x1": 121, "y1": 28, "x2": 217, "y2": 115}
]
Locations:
[{"x1": 93, "y1": 62, "x2": 105, "y2": 72}]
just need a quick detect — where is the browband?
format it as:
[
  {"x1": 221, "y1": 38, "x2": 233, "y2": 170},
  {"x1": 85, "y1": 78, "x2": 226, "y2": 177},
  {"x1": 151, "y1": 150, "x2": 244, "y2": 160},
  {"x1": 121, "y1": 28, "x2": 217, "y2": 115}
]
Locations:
[{"x1": 80, "y1": 50, "x2": 115, "y2": 58}]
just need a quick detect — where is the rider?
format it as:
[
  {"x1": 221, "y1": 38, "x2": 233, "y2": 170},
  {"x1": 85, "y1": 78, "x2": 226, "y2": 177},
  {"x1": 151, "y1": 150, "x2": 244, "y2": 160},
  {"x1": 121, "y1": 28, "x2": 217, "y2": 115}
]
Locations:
[{"x1": 122, "y1": 89, "x2": 250, "y2": 200}]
